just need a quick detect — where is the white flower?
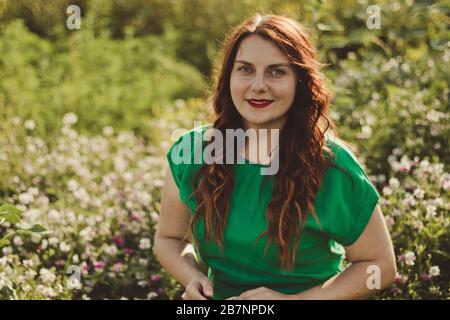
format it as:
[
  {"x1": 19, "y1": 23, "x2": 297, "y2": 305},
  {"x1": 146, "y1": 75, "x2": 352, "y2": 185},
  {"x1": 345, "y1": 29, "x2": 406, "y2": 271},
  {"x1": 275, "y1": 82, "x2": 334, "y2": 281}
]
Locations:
[
  {"x1": 72, "y1": 254, "x2": 79, "y2": 263},
  {"x1": 392, "y1": 209, "x2": 401, "y2": 217},
  {"x1": 28, "y1": 187, "x2": 39, "y2": 196},
  {"x1": 402, "y1": 193, "x2": 416, "y2": 207},
  {"x1": 137, "y1": 280, "x2": 148, "y2": 287},
  {"x1": 25, "y1": 269, "x2": 37, "y2": 279},
  {"x1": 22, "y1": 259, "x2": 34, "y2": 268},
  {"x1": 103, "y1": 126, "x2": 114, "y2": 136},
  {"x1": 429, "y1": 266, "x2": 440, "y2": 277},
  {"x1": 147, "y1": 292, "x2": 158, "y2": 300},
  {"x1": 153, "y1": 179, "x2": 164, "y2": 188},
  {"x1": 24, "y1": 120, "x2": 36, "y2": 130},
  {"x1": 2, "y1": 247, "x2": 12, "y2": 255},
  {"x1": 382, "y1": 186, "x2": 393, "y2": 196},
  {"x1": 59, "y1": 242, "x2": 71, "y2": 253},
  {"x1": 39, "y1": 285, "x2": 57, "y2": 298},
  {"x1": 426, "y1": 110, "x2": 444, "y2": 122},
  {"x1": 0, "y1": 274, "x2": 7, "y2": 291},
  {"x1": 114, "y1": 157, "x2": 128, "y2": 172},
  {"x1": 404, "y1": 251, "x2": 416, "y2": 266},
  {"x1": 392, "y1": 148, "x2": 402, "y2": 156},
  {"x1": 31, "y1": 234, "x2": 42, "y2": 243},
  {"x1": 377, "y1": 174, "x2": 386, "y2": 183},
  {"x1": 139, "y1": 238, "x2": 151, "y2": 250},
  {"x1": 389, "y1": 178, "x2": 400, "y2": 189},
  {"x1": 79, "y1": 227, "x2": 94, "y2": 242},
  {"x1": 440, "y1": 173, "x2": 450, "y2": 191},
  {"x1": 384, "y1": 215, "x2": 395, "y2": 227},
  {"x1": 23, "y1": 208, "x2": 41, "y2": 221},
  {"x1": 174, "y1": 99, "x2": 186, "y2": 109},
  {"x1": 387, "y1": 155, "x2": 397, "y2": 164},
  {"x1": 430, "y1": 197, "x2": 443, "y2": 207},
  {"x1": 36, "y1": 196, "x2": 50, "y2": 208},
  {"x1": 150, "y1": 211, "x2": 159, "y2": 222},
  {"x1": 426, "y1": 205, "x2": 437, "y2": 219},
  {"x1": 138, "y1": 191, "x2": 152, "y2": 206},
  {"x1": 139, "y1": 258, "x2": 148, "y2": 266},
  {"x1": 104, "y1": 244, "x2": 118, "y2": 255},
  {"x1": 0, "y1": 258, "x2": 7, "y2": 268},
  {"x1": 48, "y1": 237, "x2": 59, "y2": 246},
  {"x1": 39, "y1": 268, "x2": 56, "y2": 284},
  {"x1": 48, "y1": 209, "x2": 60, "y2": 221},
  {"x1": 65, "y1": 210, "x2": 76, "y2": 222},
  {"x1": 13, "y1": 236, "x2": 24, "y2": 246},
  {"x1": 18, "y1": 192, "x2": 34, "y2": 205},
  {"x1": 413, "y1": 188, "x2": 425, "y2": 199},
  {"x1": 63, "y1": 113, "x2": 78, "y2": 126},
  {"x1": 40, "y1": 239, "x2": 48, "y2": 250},
  {"x1": 413, "y1": 220, "x2": 423, "y2": 230},
  {"x1": 67, "y1": 180, "x2": 78, "y2": 191}
]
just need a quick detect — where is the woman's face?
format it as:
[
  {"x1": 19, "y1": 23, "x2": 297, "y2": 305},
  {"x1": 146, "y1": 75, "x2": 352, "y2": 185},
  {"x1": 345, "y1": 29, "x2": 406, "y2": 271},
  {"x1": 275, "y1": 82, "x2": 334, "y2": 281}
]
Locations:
[{"x1": 230, "y1": 35, "x2": 298, "y2": 131}]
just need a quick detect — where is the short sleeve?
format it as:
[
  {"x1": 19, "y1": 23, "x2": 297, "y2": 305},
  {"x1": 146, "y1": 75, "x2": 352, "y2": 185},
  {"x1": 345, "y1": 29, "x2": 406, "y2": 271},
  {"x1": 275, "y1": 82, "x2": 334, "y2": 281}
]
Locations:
[
  {"x1": 323, "y1": 139, "x2": 381, "y2": 247},
  {"x1": 165, "y1": 125, "x2": 209, "y2": 205}
]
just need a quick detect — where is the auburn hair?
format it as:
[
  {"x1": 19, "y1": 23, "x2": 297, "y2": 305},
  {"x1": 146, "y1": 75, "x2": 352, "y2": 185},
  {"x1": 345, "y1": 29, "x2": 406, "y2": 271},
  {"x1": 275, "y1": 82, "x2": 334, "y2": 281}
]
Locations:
[{"x1": 186, "y1": 13, "x2": 352, "y2": 270}]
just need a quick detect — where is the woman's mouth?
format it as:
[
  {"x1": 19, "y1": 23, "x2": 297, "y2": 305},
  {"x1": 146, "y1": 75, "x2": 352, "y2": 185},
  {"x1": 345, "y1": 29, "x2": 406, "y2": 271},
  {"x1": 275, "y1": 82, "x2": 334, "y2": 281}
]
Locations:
[{"x1": 246, "y1": 99, "x2": 274, "y2": 108}]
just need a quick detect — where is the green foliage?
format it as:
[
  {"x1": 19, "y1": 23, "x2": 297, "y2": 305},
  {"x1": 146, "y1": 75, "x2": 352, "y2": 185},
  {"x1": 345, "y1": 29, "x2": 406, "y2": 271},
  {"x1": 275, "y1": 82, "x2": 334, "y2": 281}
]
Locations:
[{"x1": 0, "y1": 18, "x2": 206, "y2": 143}]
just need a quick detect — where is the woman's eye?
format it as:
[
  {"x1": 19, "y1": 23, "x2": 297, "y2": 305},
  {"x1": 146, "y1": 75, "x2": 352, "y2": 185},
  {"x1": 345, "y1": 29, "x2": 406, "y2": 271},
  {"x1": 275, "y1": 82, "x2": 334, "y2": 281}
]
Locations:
[
  {"x1": 238, "y1": 66, "x2": 252, "y2": 73},
  {"x1": 271, "y1": 69, "x2": 285, "y2": 77}
]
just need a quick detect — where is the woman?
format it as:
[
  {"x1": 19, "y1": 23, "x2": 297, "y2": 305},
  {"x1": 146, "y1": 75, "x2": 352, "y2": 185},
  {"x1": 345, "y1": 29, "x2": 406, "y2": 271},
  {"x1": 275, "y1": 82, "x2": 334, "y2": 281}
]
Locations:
[{"x1": 154, "y1": 13, "x2": 396, "y2": 300}]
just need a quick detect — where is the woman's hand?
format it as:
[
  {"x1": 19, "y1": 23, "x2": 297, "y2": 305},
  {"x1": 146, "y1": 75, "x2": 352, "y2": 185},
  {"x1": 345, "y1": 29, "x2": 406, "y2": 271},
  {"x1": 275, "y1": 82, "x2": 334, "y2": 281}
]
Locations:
[
  {"x1": 226, "y1": 287, "x2": 296, "y2": 300},
  {"x1": 181, "y1": 274, "x2": 214, "y2": 300}
]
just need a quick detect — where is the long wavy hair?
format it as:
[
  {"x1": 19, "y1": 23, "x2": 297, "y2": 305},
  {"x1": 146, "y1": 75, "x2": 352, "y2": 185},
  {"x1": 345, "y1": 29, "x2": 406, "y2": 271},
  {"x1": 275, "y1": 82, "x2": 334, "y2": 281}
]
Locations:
[{"x1": 187, "y1": 13, "x2": 351, "y2": 271}]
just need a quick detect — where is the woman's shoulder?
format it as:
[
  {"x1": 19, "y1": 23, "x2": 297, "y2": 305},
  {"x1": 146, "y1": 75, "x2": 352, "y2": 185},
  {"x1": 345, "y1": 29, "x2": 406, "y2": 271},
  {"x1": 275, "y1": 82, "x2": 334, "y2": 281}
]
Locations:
[
  {"x1": 166, "y1": 124, "x2": 212, "y2": 191},
  {"x1": 168, "y1": 124, "x2": 212, "y2": 157},
  {"x1": 325, "y1": 135, "x2": 366, "y2": 172},
  {"x1": 170, "y1": 123, "x2": 212, "y2": 147}
]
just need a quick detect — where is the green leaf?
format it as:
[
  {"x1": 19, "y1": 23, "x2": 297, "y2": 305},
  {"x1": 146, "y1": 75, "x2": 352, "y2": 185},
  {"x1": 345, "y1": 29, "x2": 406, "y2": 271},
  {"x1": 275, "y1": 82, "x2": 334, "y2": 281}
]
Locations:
[
  {"x1": 0, "y1": 239, "x2": 10, "y2": 248},
  {"x1": 16, "y1": 229, "x2": 32, "y2": 237},
  {"x1": 2, "y1": 231, "x2": 16, "y2": 241},
  {"x1": 0, "y1": 204, "x2": 22, "y2": 224},
  {"x1": 30, "y1": 224, "x2": 50, "y2": 234},
  {"x1": 0, "y1": 204, "x2": 21, "y2": 216}
]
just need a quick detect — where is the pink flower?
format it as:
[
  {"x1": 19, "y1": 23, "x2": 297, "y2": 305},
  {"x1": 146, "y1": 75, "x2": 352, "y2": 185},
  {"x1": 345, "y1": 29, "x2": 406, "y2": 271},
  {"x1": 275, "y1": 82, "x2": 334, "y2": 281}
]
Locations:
[
  {"x1": 130, "y1": 211, "x2": 140, "y2": 221},
  {"x1": 399, "y1": 166, "x2": 409, "y2": 173},
  {"x1": 55, "y1": 260, "x2": 66, "y2": 267},
  {"x1": 420, "y1": 273, "x2": 431, "y2": 281},
  {"x1": 151, "y1": 274, "x2": 161, "y2": 282},
  {"x1": 32, "y1": 176, "x2": 42, "y2": 185},
  {"x1": 94, "y1": 261, "x2": 106, "y2": 270},
  {"x1": 112, "y1": 235, "x2": 125, "y2": 247},
  {"x1": 80, "y1": 262, "x2": 90, "y2": 275},
  {"x1": 113, "y1": 262, "x2": 123, "y2": 273},
  {"x1": 394, "y1": 273, "x2": 407, "y2": 284},
  {"x1": 117, "y1": 191, "x2": 126, "y2": 201},
  {"x1": 124, "y1": 248, "x2": 134, "y2": 255}
]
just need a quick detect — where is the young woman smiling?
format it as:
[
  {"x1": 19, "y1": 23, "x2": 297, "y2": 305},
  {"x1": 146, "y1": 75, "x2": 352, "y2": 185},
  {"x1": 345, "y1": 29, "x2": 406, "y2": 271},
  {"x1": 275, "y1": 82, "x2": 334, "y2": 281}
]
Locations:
[{"x1": 154, "y1": 13, "x2": 396, "y2": 300}]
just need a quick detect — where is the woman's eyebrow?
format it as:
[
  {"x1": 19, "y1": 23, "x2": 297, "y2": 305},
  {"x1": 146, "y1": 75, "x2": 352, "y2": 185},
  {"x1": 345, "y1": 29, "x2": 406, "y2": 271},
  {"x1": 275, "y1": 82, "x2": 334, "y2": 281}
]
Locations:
[{"x1": 234, "y1": 60, "x2": 290, "y2": 68}]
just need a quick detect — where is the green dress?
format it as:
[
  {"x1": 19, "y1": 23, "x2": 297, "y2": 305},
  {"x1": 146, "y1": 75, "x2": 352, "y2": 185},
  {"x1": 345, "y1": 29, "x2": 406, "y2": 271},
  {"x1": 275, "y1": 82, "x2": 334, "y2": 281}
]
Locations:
[{"x1": 166, "y1": 125, "x2": 380, "y2": 300}]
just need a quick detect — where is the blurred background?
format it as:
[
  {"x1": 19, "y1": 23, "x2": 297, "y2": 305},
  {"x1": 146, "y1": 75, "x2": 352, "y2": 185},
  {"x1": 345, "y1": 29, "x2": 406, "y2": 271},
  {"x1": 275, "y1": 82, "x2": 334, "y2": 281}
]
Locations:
[{"x1": 0, "y1": 0, "x2": 448, "y2": 299}]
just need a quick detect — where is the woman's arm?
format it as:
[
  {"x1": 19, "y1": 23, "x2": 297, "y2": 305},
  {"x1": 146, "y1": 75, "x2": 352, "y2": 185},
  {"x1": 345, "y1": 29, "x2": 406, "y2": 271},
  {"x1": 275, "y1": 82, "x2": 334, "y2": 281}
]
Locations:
[
  {"x1": 293, "y1": 204, "x2": 397, "y2": 300},
  {"x1": 153, "y1": 167, "x2": 205, "y2": 288}
]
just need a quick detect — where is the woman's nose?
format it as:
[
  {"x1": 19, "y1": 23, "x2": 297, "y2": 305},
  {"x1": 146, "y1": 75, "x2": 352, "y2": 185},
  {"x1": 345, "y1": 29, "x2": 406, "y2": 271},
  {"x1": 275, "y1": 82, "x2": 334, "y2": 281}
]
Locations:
[{"x1": 250, "y1": 73, "x2": 268, "y2": 92}]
